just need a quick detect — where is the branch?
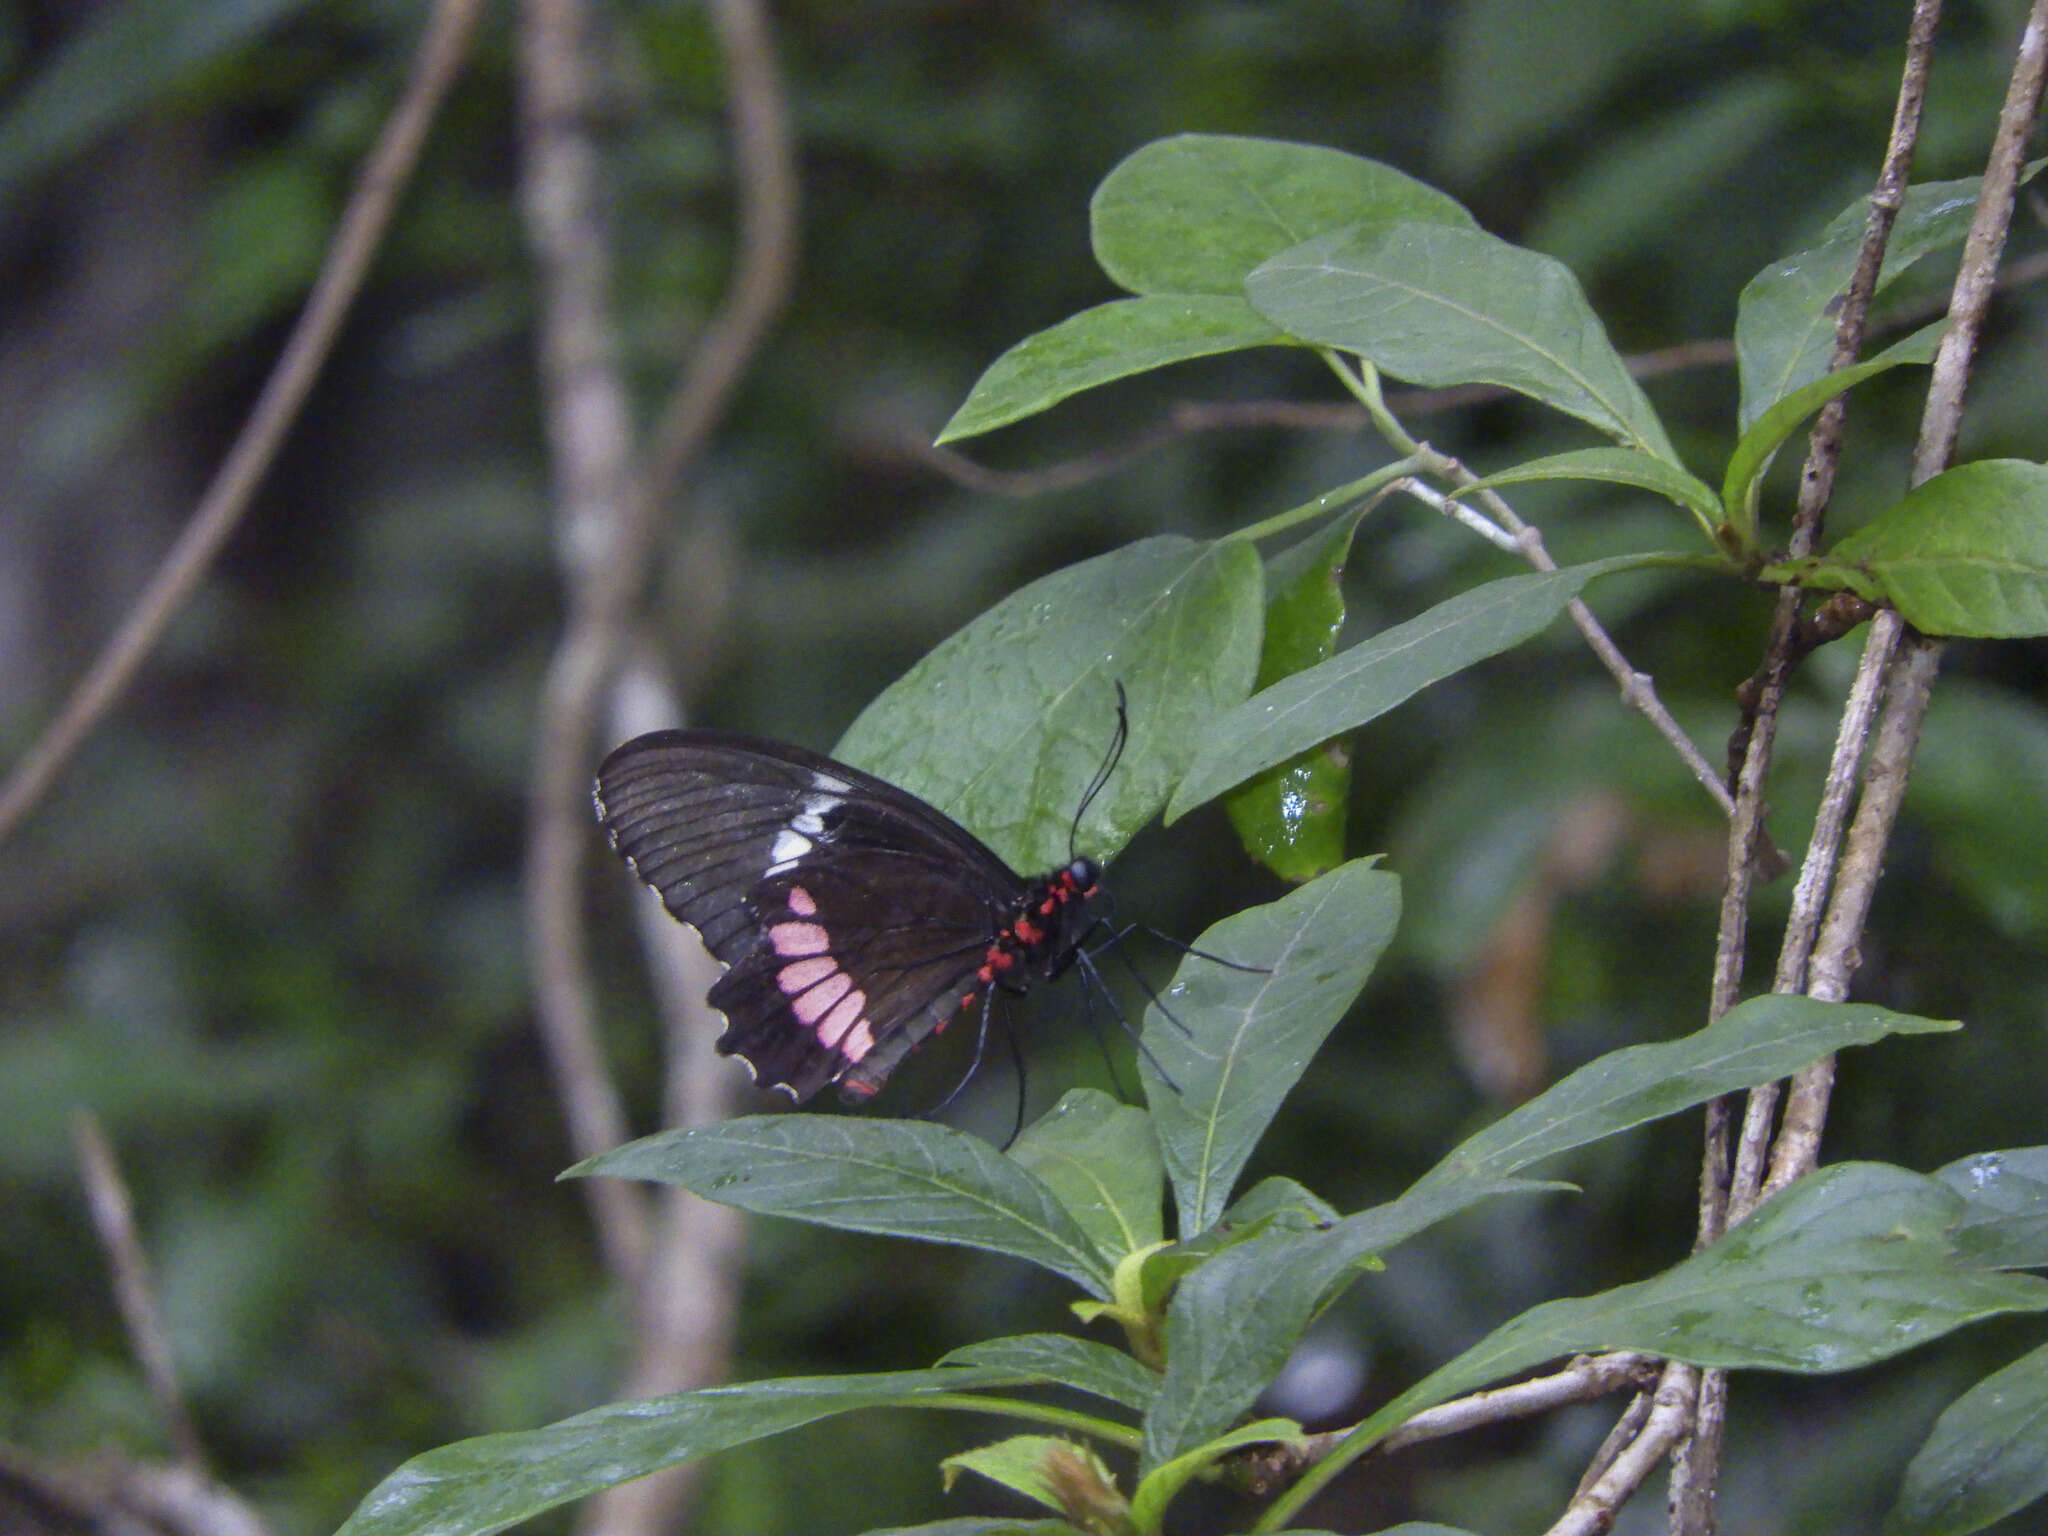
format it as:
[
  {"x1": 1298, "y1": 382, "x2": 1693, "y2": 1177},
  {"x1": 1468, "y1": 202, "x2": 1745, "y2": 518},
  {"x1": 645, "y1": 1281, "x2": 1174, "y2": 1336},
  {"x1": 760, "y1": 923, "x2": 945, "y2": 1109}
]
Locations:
[
  {"x1": 1244, "y1": 1354, "x2": 1659, "y2": 1507},
  {"x1": 516, "y1": 0, "x2": 796, "y2": 1530},
  {"x1": 1547, "y1": 1363, "x2": 1698, "y2": 1536},
  {"x1": 517, "y1": 0, "x2": 652, "y2": 1289},
  {"x1": 1764, "y1": 625, "x2": 1943, "y2": 1194},
  {"x1": 72, "y1": 1113, "x2": 205, "y2": 1472},
  {"x1": 1676, "y1": 3, "x2": 1948, "y2": 1529},
  {"x1": 0, "y1": 0, "x2": 490, "y2": 847},
  {"x1": 1401, "y1": 455, "x2": 1736, "y2": 822},
  {"x1": 1911, "y1": 0, "x2": 2048, "y2": 481}
]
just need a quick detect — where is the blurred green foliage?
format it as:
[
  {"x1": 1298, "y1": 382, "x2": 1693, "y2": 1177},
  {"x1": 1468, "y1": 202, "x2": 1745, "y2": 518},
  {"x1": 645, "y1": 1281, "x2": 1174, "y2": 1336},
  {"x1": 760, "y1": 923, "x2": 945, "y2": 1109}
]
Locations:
[{"x1": 1, "y1": 2, "x2": 2045, "y2": 1534}]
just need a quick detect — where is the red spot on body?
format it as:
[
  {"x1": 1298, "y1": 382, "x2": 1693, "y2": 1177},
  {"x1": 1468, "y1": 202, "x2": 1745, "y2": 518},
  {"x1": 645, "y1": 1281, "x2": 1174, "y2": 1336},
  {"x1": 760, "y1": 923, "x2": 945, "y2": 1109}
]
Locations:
[{"x1": 1014, "y1": 914, "x2": 1044, "y2": 946}]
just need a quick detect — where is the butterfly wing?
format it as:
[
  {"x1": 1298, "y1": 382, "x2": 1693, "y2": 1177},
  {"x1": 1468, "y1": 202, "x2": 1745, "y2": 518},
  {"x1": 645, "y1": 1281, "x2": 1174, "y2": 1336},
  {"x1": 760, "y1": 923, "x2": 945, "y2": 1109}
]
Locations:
[{"x1": 593, "y1": 730, "x2": 1027, "y2": 1102}]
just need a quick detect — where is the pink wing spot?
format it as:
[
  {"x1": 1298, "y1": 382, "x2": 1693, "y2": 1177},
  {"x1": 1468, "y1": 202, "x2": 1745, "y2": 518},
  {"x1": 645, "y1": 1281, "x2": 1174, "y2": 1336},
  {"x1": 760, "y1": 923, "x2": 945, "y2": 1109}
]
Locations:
[
  {"x1": 786, "y1": 886, "x2": 818, "y2": 916},
  {"x1": 789, "y1": 970, "x2": 851, "y2": 1024},
  {"x1": 840, "y1": 1018, "x2": 877, "y2": 1061},
  {"x1": 777, "y1": 956, "x2": 838, "y2": 995},
  {"x1": 769, "y1": 920, "x2": 830, "y2": 957},
  {"x1": 816, "y1": 989, "x2": 870, "y2": 1051}
]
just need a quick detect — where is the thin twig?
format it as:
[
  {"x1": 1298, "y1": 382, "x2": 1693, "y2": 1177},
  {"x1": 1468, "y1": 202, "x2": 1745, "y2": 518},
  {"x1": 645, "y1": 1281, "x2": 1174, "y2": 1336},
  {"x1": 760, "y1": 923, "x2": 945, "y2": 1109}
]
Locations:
[
  {"x1": 517, "y1": 0, "x2": 796, "y2": 1527},
  {"x1": 1674, "y1": 6, "x2": 1947, "y2": 1531},
  {"x1": 1763, "y1": 627, "x2": 1943, "y2": 1195},
  {"x1": 1248, "y1": 1354, "x2": 1659, "y2": 1504},
  {"x1": 1912, "y1": 0, "x2": 2048, "y2": 482},
  {"x1": 1756, "y1": 8, "x2": 2048, "y2": 1199},
  {"x1": 1546, "y1": 1362, "x2": 1697, "y2": 1536},
  {"x1": 636, "y1": 0, "x2": 800, "y2": 522},
  {"x1": 1575, "y1": 1385, "x2": 1656, "y2": 1498},
  {"x1": 588, "y1": 29, "x2": 794, "y2": 1536},
  {"x1": 0, "y1": 0, "x2": 490, "y2": 847},
  {"x1": 1377, "y1": 1354, "x2": 1662, "y2": 1456},
  {"x1": 72, "y1": 1113, "x2": 205, "y2": 1472},
  {"x1": 1720, "y1": 613, "x2": 1902, "y2": 1225},
  {"x1": 1410, "y1": 455, "x2": 1736, "y2": 820},
  {"x1": 518, "y1": 0, "x2": 653, "y2": 1289},
  {"x1": 1309, "y1": 354, "x2": 1739, "y2": 826}
]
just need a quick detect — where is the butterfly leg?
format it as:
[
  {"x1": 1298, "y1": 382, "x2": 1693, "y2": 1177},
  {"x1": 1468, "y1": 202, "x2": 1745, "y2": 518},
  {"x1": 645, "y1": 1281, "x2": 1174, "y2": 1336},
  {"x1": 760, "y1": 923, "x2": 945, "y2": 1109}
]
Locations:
[
  {"x1": 1068, "y1": 944, "x2": 1181, "y2": 1095},
  {"x1": 1001, "y1": 1018, "x2": 1030, "y2": 1149},
  {"x1": 919, "y1": 983, "x2": 1005, "y2": 1122}
]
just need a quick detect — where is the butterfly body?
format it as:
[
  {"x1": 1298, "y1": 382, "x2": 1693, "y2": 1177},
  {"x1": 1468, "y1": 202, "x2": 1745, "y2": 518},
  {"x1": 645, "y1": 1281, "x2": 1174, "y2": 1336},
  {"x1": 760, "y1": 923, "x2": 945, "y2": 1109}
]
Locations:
[{"x1": 594, "y1": 731, "x2": 1101, "y2": 1103}]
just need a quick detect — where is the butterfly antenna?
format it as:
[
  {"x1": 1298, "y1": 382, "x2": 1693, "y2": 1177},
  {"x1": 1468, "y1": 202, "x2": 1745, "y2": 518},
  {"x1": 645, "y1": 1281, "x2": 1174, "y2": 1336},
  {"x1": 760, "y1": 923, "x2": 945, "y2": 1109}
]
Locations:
[{"x1": 1068, "y1": 681, "x2": 1129, "y2": 861}]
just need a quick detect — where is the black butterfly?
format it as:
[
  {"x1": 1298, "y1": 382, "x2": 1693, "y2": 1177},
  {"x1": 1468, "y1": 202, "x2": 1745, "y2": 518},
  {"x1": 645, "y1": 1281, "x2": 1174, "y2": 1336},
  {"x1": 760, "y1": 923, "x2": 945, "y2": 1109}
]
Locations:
[{"x1": 593, "y1": 719, "x2": 1116, "y2": 1105}]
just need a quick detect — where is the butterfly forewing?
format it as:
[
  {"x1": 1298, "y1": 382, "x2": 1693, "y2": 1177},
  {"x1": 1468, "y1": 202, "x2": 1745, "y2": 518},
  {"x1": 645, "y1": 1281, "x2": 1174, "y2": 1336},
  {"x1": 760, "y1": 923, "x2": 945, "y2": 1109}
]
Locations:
[{"x1": 594, "y1": 730, "x2": 1065, "y2": 1102}]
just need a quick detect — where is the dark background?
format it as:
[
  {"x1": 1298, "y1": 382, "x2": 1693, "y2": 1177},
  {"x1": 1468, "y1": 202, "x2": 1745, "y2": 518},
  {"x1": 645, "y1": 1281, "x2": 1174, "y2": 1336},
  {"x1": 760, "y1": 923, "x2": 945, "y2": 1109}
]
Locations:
[{"x1": 2, "y1": 1, "x2": 2045, "y2": 1533}]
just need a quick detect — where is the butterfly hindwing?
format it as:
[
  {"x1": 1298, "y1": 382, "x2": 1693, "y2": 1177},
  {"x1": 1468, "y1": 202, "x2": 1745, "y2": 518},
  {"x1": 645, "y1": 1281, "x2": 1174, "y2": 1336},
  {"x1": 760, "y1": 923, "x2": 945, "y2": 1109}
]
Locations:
[{"x1": 594, "y1": 730, "x2": 1038, "y2": 1101}]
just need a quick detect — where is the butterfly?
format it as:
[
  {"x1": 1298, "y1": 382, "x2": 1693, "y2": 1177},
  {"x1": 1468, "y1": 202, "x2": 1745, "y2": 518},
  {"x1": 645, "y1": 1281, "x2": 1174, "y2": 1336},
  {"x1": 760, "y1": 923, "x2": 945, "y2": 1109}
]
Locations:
[{"x1": 592, "y1": 713, "x2": 1121, "y2": 1105}]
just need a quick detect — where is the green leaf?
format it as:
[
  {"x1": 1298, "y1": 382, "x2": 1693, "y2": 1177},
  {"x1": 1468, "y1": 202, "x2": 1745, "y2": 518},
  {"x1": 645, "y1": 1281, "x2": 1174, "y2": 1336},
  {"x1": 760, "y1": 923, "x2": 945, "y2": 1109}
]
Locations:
[
  {"x1": 1935, "y1": 1146, "x2": 2048, "y2": 1270},
  {"x1": 1224, "y1": 510, "x2": 1368, "y2": 881},
  {"x1": 1444, "y1": 1161, "x2": 2048, "y2": 1373},
  {"x1": 1126, "y1": 1417, "x2": 1302, "y2": 1533},
  {"x1": 937, "y1": 1334, "x2": 1160, "y2": 1414},
  {"x1": 837, "y1": 537, "x2": 1265, "y2": 873},
  {"x1": 1216, "y1": 1176, "x2": 1340, "y2": 1234},
  {"x1": 943, "y1": 1436, "x2": 1123, "y2": 1520},
  {"x1": 1133, "y1": 1178, "x2": 1341, "y2": 1314},
  {"x1": 1008, "y1": 1090, "x2": 1165, "y2": 1262},
  {"x1": 333, "y1": 1365, "x2": 1033, "y2": 1536},
  {"x1": 1091, "y1": 134, "x2": 1473, "y2": 297},
  {"x1": 1266, "y1": 1165, "x2": 2048, "y2": 1529},
  {"x1": 1796, "y1": 460, "x2": 2048, "y2": 638},
  {"x1": 1246, "y1": 222, "x2": 1678, "y2": 461},
  {"x1": 1143, "y1": 860, "x2": 1401, "y2": 1236},
  {"x1": 1887, "y1": 1340, "x2": 2048, "y2": 1536},
  {"x1": 937, "y1": 296, "x2": 1284, "y2": 444},
  {"x1": 1455, "y1": 445, "x2": 1724, "y2": 543},
  {"x1": 569, "y1": 1117, "x2": 1114, "y2": 1298},
  {"x1": 1142, "y1": 1178, "x2": 1565, "y2": 1469},
  {"x1": 1735, "y1": 169, "x2": 2043, "y2": 432},
  {"x1": 1410, "y1": 995, "x2": 1958, "y2": 1196},
  {"x1": 1720, "y1": 322, "x2": 1944, "y2": 547},
  {"x1": 1167, "y1": 557, "x2": 1657, "y2": 819},
  {"x1": 1144, "y1": 994, "x2": 1955, "y2": 1469}
]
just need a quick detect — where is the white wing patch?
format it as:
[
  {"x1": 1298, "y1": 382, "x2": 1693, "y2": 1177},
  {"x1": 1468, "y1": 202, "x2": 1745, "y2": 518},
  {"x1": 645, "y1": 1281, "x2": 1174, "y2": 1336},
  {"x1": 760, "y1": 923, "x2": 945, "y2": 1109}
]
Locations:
[{"x1": 764, "y1": 785, "x2": 845, "y2": 876}]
